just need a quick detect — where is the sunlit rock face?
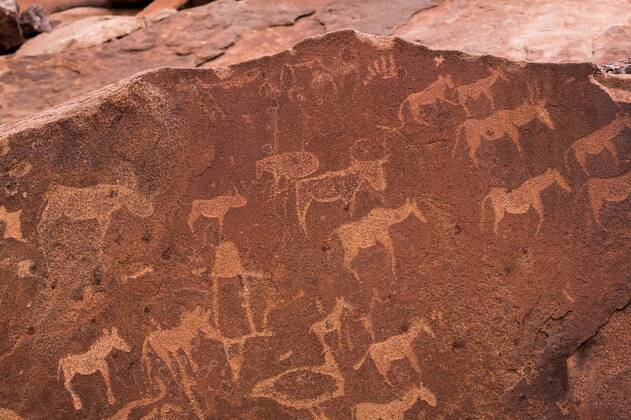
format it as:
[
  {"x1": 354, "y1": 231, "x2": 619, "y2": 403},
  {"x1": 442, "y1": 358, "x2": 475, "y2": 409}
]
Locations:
[{"x1": 0, "y1": 30, "x2": 630, "y2": 419}]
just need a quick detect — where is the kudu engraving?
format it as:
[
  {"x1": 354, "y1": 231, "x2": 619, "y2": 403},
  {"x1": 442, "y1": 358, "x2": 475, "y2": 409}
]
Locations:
[{"x1": 58, "y1": 327, "x2": 131, "y2": 410}]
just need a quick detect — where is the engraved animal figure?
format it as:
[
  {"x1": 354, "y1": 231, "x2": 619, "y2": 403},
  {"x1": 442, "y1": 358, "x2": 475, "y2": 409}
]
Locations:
[
  {"x1": 58, "y1": 327, "x2": 131, "y2": 410},
  {"x1": 565, "y1": 113, "x2": 631, "y2": 174},
  {"x1": 39, "y1": 184, "x2": 154, "y2": 240},
  {"x1": 251, "y1": 298, "x2": 351, "y2": 419},
  {"x1": 142, "y1": 306, "x2": 216, "y2": 419},
  {"x1": 256, "y1": 152, "x2": 319, "y2": 195},
  {"x1": 454, "y1": 66, "x2": 507, "y2": 114},
  {"x1": 480, "y1": 168, "x2": 571, "y2": 234},
  {"x1": 187, "y1": 188, "x2": 246, "y2": 233},
  {"x1": 295, "y1": 154, "x2": 389, "y2": 235},
  {"x1": 0, "y1": 206, "x2": 24, "y2": 242},
  {"x1": 453, "y1": 85, "x2": 555, "y2": 166},
  {"x1": 398, "y1": 74, "x2": 456, "y2": 126},
  {"x1": 353, "y1": 318, "x2": 434, "y2": 386},
  {"x1": 352, "y1": 384, "x2": 437, "y2": 420},
  {"x1": 586, "y1": 170, "x2": 631, "y2": 225},
  {"x1": 331, "y1": 199, "x2": 427, "y2": 280}
]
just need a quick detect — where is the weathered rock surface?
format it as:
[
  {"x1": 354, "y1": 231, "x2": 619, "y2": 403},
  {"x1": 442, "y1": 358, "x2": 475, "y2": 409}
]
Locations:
[
  {"x1": 16, "y1": 15, "x2": 145, "y2": 57},
  {"x1": 1, "y1": 30, "x2": 630, "y2": 418},
  {"x1": 0, "y1": 0, "x2": 23, "y2": 52},
  {"x1": 18, "y1": 4, "x2": 51, "y2": 38}
]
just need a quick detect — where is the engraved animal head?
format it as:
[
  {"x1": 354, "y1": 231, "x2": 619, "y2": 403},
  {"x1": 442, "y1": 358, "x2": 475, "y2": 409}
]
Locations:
[
  {"x1": 228, "y1": 187, "x2": 247, "y2": 207},
  {"x1": 547, "y1": 168, "x2": 571, "y2": 192},
  {"x1": 526, "y1": 82, "x2": 555, "y2": 129},
  {"x1": 104, "y1": 327, "x2": 131, "y2": 353},
  {"x1": 401, "y1": 198, "x2": 427, "y2": 223}
]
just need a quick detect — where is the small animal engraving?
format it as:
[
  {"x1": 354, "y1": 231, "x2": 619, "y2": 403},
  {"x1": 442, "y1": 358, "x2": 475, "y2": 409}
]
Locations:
[
  {"x1": 352, "y1": 384, "x2": 437, "y2": 420},
  {"x1": 331, "y1": 199, "x2": 427, "y2": 280},
  {"x1": 398, "y1": 74, "x2": 456, "y2": 126},
  {"x1": 565, "y1": 113, "x2": 631, "y2": 174},
  {"x1": 481, "y1": 168, "x2": 571, "y2": 234},
  {"x1": 58, "y1": 327, "x2": 131, "y2": 410},
  {"x1": 586, "y1": 170, "x2": 631, "y2": 224},
  {"x1": 188, "y1": 188, "x2": 246, "y2": 233},
  {"x1": 354, "y1": 318, "x2": 434, "y2": 386}
]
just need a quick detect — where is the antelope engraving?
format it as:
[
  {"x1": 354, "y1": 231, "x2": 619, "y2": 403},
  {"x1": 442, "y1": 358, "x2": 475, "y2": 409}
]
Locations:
[
  {"x1": 353, "y1": 318, "x2": 434, "y2": 386},
  {"x1": 453, "y1": 84, "x2": 555, "y2": 166},
  {"x1": 454, "y1": 66, "x2": 507, "y2": 113},
  {"x1": 0, "y1": 206, "x2": 24, "y2": 242},
  {"x1": 586, "y1": 170, "x2": 631, "y2": 225},
  {"x1": 251, "y1": 298, "x2": 351, "y2": 418},
  {"x1": 565, "y1": 113, "x2": 631, "y2": 174},
  {"x1": 331, "y1": 199, "x2": 427, "y2": 280},
  {"x1": 398, "y1": 74, "x2": 456, "y2": 126},
  {"x1": 256, "y1": 151, "x2": 319, "y2": 195},
  {"x1": 352, "y1": 384, "x2": 437, "y2": 420},
  {"x1": 58, "y1": 327, "x2": 131, "y2": 410},
  {"x1": 480, "y1": 168, "x2": 571, "y2": 234},
  {"x1": 187, "y1": 188, "x2": 246, "y2": 233},
  {"x1": 295, "y1": 154, "x2": 389, "y2": 235},
  {"x1": 38, "y1": 184, "x2": 154, "y2": 240}
]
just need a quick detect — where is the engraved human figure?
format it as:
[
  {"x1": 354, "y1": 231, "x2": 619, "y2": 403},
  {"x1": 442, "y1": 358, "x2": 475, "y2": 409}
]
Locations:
[
  {"x1": 453, "y1": 84, "x2": 555, "y2": 166},
  {"x1": 38, "y1": 184, "x2": 154, "y2": 240},
  {"x1": 188, "y1": 188, "x2": 246, "y2": 233},
  {"x1": 295, "y1": 152, "x2": 389, "y2": 235},
  {"x1": 352, "y1": 383, "x2": 437, "y2": 420},
  {"x1": 353, "y1": 318, "x2": 434, "y2": 386},
  {"x1": 256, "y1": 151, "x2": 319, "y2": 195},
  {"x1": 586, "y1": 170, "x2": 631, "y2": 225},
  {"x1": 480, "y1": 168, "x2": 571, "y2": 234},
  {"x1": 454, "y1": 66, "x2": 507, "y2": 114},
  {"x1": 331, "y1": 199, "x2": 427, "y2": 280},
  {"x1": 58, "y1": 327, "x2": 131, "y2": 410},
  {"x1": 565, "y1": 113, "x2": 631, "y2": 174},
  {"x1": 398, "y1": 74, "x2": 456, "y2": 126},
  {"x1": 0, "y1": 206, "x2": 24, "y2": 242},
  {"x1": 251, "y1": 298, "x2": 352, "y2": 419}
]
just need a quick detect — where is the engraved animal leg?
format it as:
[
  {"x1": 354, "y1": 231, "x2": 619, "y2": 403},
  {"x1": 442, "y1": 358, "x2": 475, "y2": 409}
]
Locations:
[
  {"x1": 183, "y1": 343, "x2": 198, "y2": 372},
  {"x1": 574, "y1": 149, "x2": 589, "y2": 174},
  {"x1": 531, "y1": 196, "x2": 545, "y2": 234},
  {"x1": 492, "y1": 203, "x2": 505, "y2": 234},
  {"x1": 97, "y1": 361, "x2": 116, "y2": 405},
  {"x1": 606, "y1": 142, "x2": 620, "y2": 166},
  {"x1": 373, "y1": 354, "x2": 394, "y2": 386},
  {"x1": 62, "y1": 368, "x2": 83, "y2": 410},
  {"x1": 506, "y1": 124, "x2": 522, "y2": 155},
  {"x1": 342, "y1": 243, "x2": 361, "y2": 282},
  {"x1": 589, "y1": 188, "x2": 605, "y2": 225},
  {"x1": 405, "y1": 345, "x2": 422, "y2": 375},
  {"x1": 212, "y1": 276, "x2": 220, "y2": 327},
  {"x1": 378, "y1": 234, "x2": 397, "y2": 280},
  {"x1": 467, "y1": 133, "x2": 481, "y2": 167}
]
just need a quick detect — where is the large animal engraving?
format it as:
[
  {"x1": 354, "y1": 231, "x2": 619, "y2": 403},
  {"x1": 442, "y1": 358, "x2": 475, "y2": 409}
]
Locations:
[
  {"x1": 565, "y1": 113, "x2": 631, "y2": 174},
  {"x1": 454, "y1": 66, "x2": 507, "y2": 114},
  {"x1": 352, "y1": 384, "x2": 437, "y2": 420},
  {"x1": 354, "y1": 318, "x2": 434, "y2": 386},
  {"x1": 480, "y1": 168, "x2": 571, "y2": 234},
  {"x1": 331, "y1": 199, "x2": 427, "y2": 280},
  {"x1": 58, "y1": 327, "x2": 131, "y2": 410},
  {"x1": 295, "y1": 153, "x2": 389, "y2": 234},
  {"x1": 398, "y1": 74, "x2": 455, "y2": 126},
  {"x1": 0, "y1": 206, "x2": 24, "y2": 242},
  {"x1": 251, "y1": 298, "x2": 351, "y2": 418},
  {"x1": 38, "y1": 184, "x2": 154, "y2": 239},
  {"x1": 188, "y1": 188, "x2": 246, "y2": 233},
  {"x1": 256, "y1": 151, "x2": 319, "y2": 195},
  {"x1": 453, "y1": 85, "x2": 555, "y2": 166},
  {"x1": 586, "y1": 170, "x2": 631, "y2": 224}
]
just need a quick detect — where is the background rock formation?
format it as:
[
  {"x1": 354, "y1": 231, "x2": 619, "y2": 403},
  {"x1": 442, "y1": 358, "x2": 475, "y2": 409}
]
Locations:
[{"x1": 0, "y1": 30, "x2": 630, "y2": 418}]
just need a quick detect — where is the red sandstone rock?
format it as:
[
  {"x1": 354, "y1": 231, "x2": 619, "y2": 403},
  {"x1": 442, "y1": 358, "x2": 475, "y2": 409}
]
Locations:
[
  {"x1": 0, "y1": 30, "x2": 630, "y2": 418},
  {"x1": 18, "y1": 4, "x2": 51, "y2": 38},
  {"x1": 0, "y1": 0, "x2": 23, "y2": 52}
]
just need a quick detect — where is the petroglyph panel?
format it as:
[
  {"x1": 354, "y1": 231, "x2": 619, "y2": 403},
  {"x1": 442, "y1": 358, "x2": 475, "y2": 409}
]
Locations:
[{"x1": 0, "y1": 31, "x2": 630, "y2": 419}]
